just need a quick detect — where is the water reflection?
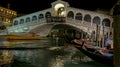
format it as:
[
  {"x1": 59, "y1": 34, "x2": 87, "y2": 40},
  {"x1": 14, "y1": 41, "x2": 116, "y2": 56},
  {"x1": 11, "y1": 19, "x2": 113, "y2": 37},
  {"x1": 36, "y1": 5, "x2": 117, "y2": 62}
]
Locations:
[
  {"x1": 50, "y1": 56, "x2": 64, "y2": 67},
  {"x1": 0, "y1": 50, "x2": 14, "y2": 67},
  {"x1": 0, "y1": 38, "x2": 110, "y2": 67}
]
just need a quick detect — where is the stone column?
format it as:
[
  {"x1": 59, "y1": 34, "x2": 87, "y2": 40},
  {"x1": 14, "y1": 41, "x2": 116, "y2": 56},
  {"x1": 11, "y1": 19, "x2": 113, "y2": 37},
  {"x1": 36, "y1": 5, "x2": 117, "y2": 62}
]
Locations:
[{"x1": 113, "y1": 3, "x2": 120, "y2": 67}]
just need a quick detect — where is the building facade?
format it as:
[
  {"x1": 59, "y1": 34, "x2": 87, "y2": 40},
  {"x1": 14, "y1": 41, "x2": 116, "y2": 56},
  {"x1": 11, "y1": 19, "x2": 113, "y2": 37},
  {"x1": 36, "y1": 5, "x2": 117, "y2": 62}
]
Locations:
[{"x1": 0, "y1": 6, "x2": 17, "y2": 31}]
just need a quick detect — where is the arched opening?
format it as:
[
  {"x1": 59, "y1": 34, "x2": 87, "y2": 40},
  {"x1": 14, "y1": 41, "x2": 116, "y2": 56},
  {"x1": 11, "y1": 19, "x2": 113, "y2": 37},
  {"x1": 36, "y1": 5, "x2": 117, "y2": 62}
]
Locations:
[
  {"x1": 57, "y1": 7, "x2": 65, "y2": 16},
  {"x1": 32, "y1": 15, "x2": 37, "y2": 21},
  {"x1": 93, "y1": 16, "x2": 100, "y2": 25},
  {"x1": 75, "y1": 13, "x2": 82, "y2": 21},
  {"x1": 38, "y1": 14, "x2": 44, "y2": 19},
  {"x1": 26, "y1": 17, "x2": 30, "y2": 23},
  {"x1": 54, "y1": 3, "x2": 65, "y2": 17},
  {"x1": 84, "y1": 14, "x2": 91, "y2": 22},
  {"x1": 45, "y1": 12, "x2": 52, "y2": 22},
  {"x1": 102, "y1": 18, "x2": 110, "y2": 27},
  {"x1": 14, "y1": 20, "x2": 18, "y2": 25},
  {"x1": 20, "y1": 19, "x2": 24, "y2": 24},
  {"x1": 45, "y1": 12, "x2": 51, "y2": 18},
  {"x1": 67, "y1": 11, "x2": 74, "y2": 19}
]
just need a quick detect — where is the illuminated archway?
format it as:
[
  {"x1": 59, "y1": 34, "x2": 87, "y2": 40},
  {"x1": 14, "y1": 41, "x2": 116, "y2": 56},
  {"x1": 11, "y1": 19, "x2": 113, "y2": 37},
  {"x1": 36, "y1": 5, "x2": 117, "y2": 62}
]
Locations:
[{"x1": 54, "y1": 3, "x2": 66, "y2": 17}]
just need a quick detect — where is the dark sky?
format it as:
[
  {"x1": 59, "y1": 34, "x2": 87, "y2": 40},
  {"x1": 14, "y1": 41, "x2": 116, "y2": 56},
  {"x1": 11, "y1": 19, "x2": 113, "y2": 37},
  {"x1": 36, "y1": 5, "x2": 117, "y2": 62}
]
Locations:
[{"x1": 0, "y1": 0, "x2": 117, "y2": 14}]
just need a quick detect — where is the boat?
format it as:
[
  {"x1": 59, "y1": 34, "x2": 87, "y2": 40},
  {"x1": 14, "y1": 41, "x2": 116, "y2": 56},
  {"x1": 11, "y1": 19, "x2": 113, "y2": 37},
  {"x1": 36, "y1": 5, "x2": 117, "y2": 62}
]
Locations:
[{"x1": 73, "y1": 39, "x2": 114, "y2": 66}]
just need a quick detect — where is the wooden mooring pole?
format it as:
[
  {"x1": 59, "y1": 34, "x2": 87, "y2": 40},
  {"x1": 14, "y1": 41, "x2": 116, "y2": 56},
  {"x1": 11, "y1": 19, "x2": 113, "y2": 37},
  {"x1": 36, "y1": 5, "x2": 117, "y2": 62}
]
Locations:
[{"x1": 113, "y1": 1, "x2": 120, "y2": 67}]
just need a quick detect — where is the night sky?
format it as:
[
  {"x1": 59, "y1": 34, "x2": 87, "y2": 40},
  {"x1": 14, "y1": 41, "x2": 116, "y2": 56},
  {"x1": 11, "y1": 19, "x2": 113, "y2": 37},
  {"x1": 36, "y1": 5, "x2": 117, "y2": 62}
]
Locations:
[{"x1": 0, "y1": 0, "x2": 117, "y2": 14}]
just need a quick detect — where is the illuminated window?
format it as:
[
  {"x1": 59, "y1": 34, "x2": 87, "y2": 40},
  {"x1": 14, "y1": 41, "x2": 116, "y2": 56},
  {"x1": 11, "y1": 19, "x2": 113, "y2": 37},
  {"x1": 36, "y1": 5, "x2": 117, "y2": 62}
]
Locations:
[
  {"x1": 54, "y1": 3, "x2": 64, "y2": 11},
  {"x1": 54, "y1": 3, "x2": 65, "y2": 16},
  {"x1": 0, "y1": 9, "x2": 3, "y2": 11}
]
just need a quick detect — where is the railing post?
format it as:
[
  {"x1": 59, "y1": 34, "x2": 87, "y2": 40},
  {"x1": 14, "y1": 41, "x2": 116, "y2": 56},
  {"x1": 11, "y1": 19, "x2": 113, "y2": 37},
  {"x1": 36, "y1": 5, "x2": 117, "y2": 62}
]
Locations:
[{"x1": 102, "y1": 23, "x2": 105, "y2": 48}]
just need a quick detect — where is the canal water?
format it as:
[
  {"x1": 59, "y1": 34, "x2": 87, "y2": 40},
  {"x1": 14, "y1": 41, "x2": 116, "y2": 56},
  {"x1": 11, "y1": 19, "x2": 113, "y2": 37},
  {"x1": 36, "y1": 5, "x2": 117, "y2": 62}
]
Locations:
[{"x1": 0, "y1": 37, "x2": 110, "y2": 67}]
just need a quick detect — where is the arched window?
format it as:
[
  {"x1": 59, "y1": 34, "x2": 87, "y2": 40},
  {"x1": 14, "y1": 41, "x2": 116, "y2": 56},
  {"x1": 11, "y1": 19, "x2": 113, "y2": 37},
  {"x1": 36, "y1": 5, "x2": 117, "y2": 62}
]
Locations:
[
  {"x1": 93, "y1": 16, "x2": 100, "y2": 25},
  {"x1": 67, "y1": 11, "x2": 74, "y2": 19},
  {"x1": 38, "y1": 14, "x2": 44, "y2": 19},
  {"x1": 14, "y1": 20, "x2": 18, "y2": 25},
  {"x1": 20, "y1": 19, "x2": 24, "y2": 24},
  {"x1": 84, "y1": 14, "x2": 91, "y2": 22},
  {"x1": 45, "y1": 12, "x2": 51, "y2": 18},
  {"x1": 75, "y1": 13, "x2": 82, "y2": 21},
  {"x1": 102, "y1": 18, "x2": 110, "y2": 27},
  {"x1": 57, "y1": 7, "x2": 65, "y2": 16},
  {"x1": 32, "y1": 15, "x2": 37, "y2": 21},
  {"x1": 26, "y1": 17, "x2": 30, "y2": 22}
]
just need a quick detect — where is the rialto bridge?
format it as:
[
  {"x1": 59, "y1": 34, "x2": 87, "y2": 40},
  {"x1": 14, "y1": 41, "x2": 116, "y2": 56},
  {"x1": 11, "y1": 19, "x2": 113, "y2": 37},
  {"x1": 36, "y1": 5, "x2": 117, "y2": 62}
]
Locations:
[{"x1": 7, "y1": 0, "x2": 113, "y2": 38}]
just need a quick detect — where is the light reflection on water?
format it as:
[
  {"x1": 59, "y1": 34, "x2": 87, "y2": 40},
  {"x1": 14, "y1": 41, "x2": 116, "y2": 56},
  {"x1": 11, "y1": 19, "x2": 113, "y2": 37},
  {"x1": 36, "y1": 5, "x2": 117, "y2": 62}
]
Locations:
[{"x1": 0, "y1": 38, "x2": 110, "y2": 67}]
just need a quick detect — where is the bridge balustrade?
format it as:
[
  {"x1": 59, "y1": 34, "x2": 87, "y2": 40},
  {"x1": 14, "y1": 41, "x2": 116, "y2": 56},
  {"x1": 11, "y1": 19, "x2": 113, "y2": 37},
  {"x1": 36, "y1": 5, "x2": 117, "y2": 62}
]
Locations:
[
  {"x1": 7, "y1": 16, "x2": 111, "y2": 37},
  {"x1": 46, "y1": 17, "x2": 66, "y2": 22}
]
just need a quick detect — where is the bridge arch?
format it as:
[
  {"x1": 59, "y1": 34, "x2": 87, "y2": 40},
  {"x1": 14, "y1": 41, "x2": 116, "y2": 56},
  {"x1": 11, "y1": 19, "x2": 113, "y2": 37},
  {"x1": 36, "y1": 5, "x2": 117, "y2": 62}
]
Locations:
[
  {"x1": 29, "y1": 22, "x2": 92, "y2": 37},
  {"x1": 7, "y1": 0, "x2": 113, "y2": 38}
]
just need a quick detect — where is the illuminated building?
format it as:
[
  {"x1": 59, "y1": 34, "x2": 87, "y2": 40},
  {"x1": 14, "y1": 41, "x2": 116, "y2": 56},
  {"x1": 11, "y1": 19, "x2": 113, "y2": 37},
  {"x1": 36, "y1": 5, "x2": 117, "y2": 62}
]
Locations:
[{"x1": 0, "y1": 6, "x2": 17, "y2": 30}]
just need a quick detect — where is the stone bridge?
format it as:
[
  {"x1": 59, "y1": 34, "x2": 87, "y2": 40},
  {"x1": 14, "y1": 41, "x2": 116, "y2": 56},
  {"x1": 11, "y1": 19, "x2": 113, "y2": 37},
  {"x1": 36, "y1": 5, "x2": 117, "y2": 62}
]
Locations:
[{"x1": 7, "y1": 0, "x2": 113, "y2": 38}]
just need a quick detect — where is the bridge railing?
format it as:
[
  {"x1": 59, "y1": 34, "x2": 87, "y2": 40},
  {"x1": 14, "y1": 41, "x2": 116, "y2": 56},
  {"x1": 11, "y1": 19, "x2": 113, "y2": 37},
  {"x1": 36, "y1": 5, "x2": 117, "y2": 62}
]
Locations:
[
  {"x1": 8, "y1": 18, "x2": 47, "y2": 33},
  {"x1": 66, "y1": 18, "x2": 93, "y2": 29},
  {"x1": 67, "y1": 18, "x2": 111, "y2": 34}
]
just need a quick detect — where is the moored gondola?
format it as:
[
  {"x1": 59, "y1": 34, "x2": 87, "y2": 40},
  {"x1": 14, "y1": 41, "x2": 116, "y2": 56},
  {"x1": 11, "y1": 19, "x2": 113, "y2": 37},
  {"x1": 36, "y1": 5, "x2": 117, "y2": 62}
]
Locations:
[{"x1": 73, "y1": 39, "x2": 113, "y2": 66}]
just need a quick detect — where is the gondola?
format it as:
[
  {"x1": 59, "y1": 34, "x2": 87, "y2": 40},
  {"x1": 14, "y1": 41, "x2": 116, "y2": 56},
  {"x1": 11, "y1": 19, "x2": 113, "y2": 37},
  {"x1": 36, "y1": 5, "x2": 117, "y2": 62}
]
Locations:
[{"x1": 73, "y1": 39, "x2": 114, "y2": 66}]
